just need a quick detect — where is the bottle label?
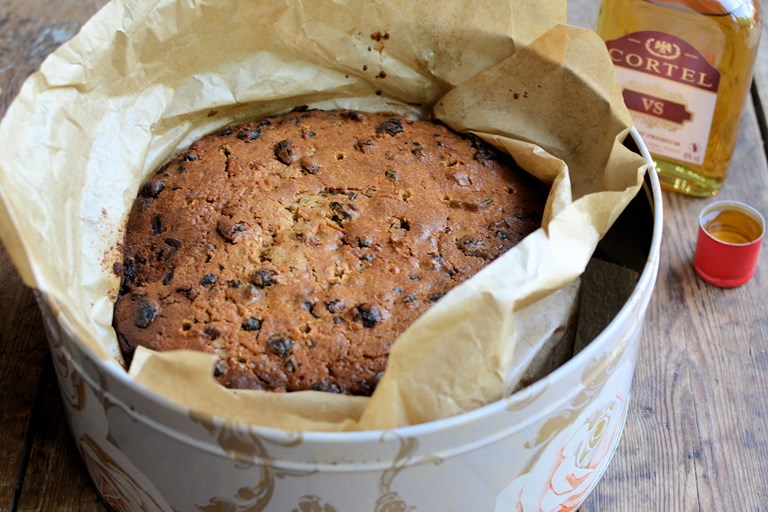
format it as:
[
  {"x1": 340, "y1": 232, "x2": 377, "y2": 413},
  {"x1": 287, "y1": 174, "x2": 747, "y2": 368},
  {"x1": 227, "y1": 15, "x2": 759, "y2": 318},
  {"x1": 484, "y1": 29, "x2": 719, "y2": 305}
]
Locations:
[{"x1": 605, "y1": 31, "x2": 720, "y2": 166}]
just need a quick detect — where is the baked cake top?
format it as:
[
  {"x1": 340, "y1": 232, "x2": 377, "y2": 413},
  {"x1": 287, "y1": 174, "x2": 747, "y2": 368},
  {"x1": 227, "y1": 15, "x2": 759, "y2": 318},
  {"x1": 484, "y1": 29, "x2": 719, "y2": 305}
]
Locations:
[{"x1": 113, "y1": 108, "x2": 544, "y2": 395}]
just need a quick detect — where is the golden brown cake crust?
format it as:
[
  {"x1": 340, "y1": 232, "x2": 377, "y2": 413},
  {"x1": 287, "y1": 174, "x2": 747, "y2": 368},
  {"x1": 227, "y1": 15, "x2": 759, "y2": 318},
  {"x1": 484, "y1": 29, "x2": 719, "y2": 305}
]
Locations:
[{"x1": 113, "y1": 108, "x2": 544, "y2": 395}]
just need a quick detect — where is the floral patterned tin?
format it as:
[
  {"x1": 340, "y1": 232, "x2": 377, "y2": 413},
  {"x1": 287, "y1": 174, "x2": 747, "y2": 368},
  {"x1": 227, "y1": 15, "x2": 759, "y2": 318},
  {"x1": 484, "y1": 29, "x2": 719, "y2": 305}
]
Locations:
[{"x1": 37, "y1": 129, "x2": 661, "y2": 512}]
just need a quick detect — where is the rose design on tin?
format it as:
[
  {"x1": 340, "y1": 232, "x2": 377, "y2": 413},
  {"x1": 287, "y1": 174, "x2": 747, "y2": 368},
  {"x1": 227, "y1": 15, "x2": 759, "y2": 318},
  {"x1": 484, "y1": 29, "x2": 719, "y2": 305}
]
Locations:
[{"x1": 495, "y1": 394, "x2": 626, "y2": 511}]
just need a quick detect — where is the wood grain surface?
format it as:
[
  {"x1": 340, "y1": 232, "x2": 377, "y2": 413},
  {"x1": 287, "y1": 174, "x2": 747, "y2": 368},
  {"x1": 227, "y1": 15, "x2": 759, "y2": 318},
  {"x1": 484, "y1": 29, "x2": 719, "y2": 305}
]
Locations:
[
  {"x1": 1, "y1": 1, "x2": 767, "y2": 511},
  {"x1": 0, "y1": 2, "x2": 109, "y2": 510}
]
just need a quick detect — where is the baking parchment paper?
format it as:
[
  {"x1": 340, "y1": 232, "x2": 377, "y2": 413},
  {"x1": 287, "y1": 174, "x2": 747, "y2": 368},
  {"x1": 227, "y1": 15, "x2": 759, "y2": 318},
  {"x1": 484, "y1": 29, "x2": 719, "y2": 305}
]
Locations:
[{"x1": 0, "y1": 0, "x2": 647, "y2": 431}]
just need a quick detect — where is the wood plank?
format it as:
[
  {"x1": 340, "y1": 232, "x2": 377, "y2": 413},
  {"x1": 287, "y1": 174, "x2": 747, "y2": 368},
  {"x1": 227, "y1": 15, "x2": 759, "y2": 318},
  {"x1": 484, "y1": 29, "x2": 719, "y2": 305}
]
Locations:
[
  {"x1": 0, "y1": 244, "x2": 49, "y2": 510},
  {"x1": 0, "y1": 0, "x2": 109, "y2": 510},
  {"x1": 14, "y1": 361, "x2": 108, "y2": 512},
  {"x1": 0, "y1": 0, "x2": 107, "y2": 116}
]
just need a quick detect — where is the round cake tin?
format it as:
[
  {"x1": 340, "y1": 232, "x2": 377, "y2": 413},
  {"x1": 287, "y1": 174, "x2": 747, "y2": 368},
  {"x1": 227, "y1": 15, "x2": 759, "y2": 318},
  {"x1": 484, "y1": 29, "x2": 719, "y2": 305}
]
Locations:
[{"x1": 37, "y1": 128, "x2": 661, "y2": 511}]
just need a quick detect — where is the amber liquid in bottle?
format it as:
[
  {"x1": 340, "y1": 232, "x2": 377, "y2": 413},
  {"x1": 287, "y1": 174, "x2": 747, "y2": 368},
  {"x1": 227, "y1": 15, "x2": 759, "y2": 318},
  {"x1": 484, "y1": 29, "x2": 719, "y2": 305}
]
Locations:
[{"x1": 597, "y1": 0, "x2": 761, "y2": 196}]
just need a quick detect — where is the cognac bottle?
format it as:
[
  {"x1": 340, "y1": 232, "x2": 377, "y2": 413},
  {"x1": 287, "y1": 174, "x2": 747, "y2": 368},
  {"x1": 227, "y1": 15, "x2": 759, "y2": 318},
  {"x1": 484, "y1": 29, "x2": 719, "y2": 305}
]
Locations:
[{"x1": 597, "y1": 0, "x2": 761, "y2": 196}]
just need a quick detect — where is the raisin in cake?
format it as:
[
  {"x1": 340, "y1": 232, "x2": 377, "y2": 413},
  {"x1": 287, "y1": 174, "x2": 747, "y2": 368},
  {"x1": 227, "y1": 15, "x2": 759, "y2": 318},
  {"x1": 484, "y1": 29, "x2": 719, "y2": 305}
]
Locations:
[{"x1": 113, "y1": 108, "x2": 545, "y2": 395}]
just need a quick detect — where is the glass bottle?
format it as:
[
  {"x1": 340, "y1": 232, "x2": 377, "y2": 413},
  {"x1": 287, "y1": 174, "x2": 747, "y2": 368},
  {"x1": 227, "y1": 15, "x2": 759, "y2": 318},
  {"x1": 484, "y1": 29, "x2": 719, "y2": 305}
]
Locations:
[{"x1": 596, "y1": 0, "x2": 761, "y2": 196}]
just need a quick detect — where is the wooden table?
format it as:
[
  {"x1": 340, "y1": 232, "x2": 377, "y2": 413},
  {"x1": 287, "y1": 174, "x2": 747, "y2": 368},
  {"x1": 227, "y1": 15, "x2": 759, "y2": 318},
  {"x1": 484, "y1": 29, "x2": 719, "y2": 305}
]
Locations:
[{"x1": 1, "y1": 0, "x2": 767, "y2": 510}]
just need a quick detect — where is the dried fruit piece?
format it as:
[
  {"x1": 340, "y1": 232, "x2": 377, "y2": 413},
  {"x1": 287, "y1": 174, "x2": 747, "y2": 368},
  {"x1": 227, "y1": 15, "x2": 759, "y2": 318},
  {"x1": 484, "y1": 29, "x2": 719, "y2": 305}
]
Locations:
[
  {"x1": 327, "y1": 299, "x2": 344, "y2": 313},
  {"x1": 311, "y1": 381, "x2": 341, "y2": 393},
  {"x1": 200, "y1": 273, "x2": 217, "y2": 286},
  {"x1": 237, "y1": 128, "x2": 261, "y2": 141},
  {"x1": 457, "y1": 234, "x2": 490, "y2": 258},
  {"x1": 357, "y1": 303, "x2": 382, "y2": 328},
  {"x1": 217, "y1": 219, "x2": 246, "y2": 243},
  {"x1": 299, "y1": 157, "x2": 320, "y2": 175},
  {"x1": 251, "y1": 269, "x2": 277, "y2": 288},
  {"x1": 121, "y1": 257, "x2": 139, "y2": 286},
  {"x1": 268, "y1": 334, "x2": 294, "y2": 358},
  {"x1": 275, "y1": 139, "x2": 297, "y2": 165},
  {"x1": 140, "y1": 179, "x2": 165, "y2": 198},
  {"x1": 376, "y1": 118, "x2": 403, "y2": 136},
  {"x1": 341, "y1": 111, "x2": 364, "y2": 121},
  {"x1": 134, "y1": 298, "x2": 158, "y2": 329},
  {"x1": 242, "y1": 317, "x2": 262, "y2": 331},
  {"x1": 163, "y1": 238, "x2": 182, "y2": 258},
  {"x1": 151, "y1": 215, "x2": 165, "y2": 235},
  {"x1": 204, "y1": 326, "x2": 221, "y2": 339},
  {"x1": 433, "y1": 255, "x2": 457, "y2": 277},
  {"x1": 302, "y1": 300, "x2": 321, "y2": 319}
]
